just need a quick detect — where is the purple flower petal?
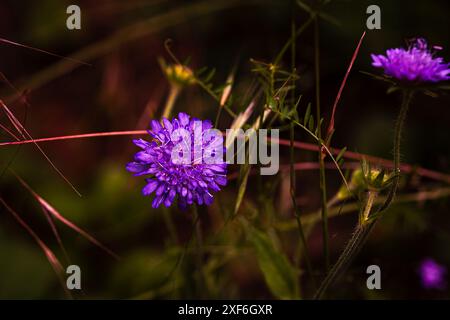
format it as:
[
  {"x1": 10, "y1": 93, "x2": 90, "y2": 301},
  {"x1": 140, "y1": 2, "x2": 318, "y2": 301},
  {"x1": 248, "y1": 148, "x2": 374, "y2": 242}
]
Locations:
[
  {"x1": 150, "y1": 120, "x2": 162, "y2": 132},
  {"x1": 152, "y1": 194, "x2": 165, "y2": 208},
  {"x1": 142, "y1": 180, "x2": 159, "y2": 196},
  {"x1": 126, "y1": 162, "x2": 147, "y2": 173},
  {"x1": 178, "y1": 112, "x2": 190, "y2": 127}
]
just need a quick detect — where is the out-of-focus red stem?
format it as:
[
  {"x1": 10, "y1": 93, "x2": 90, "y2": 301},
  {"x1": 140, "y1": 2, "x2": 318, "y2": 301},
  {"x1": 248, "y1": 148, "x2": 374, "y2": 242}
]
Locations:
[
  {"x1": 0, "y1": 130, "x2": 148, "y2": 146},
  {"x1": 1, "y1": 130, "x2": 448, "y2": 184},
  {"x1": 272, "y1": 138, "x2": 450, "y2": 184}
]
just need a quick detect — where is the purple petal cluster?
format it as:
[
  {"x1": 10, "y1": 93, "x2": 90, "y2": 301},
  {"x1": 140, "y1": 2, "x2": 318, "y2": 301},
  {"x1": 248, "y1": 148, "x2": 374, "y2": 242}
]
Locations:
[
  {"x1": 418, "y1": 258, "x2": 447, "y2": 290},
  {"x1": 371, "y1": 38, "x2": 450, "y2": 83},
  {"x1": 127, "y1": 113, "x2": 227, "y2": 209}
]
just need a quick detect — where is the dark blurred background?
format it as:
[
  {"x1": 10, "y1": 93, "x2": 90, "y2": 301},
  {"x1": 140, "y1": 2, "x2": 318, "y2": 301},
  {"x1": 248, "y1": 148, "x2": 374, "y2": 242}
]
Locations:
[{"x1": 0, "y1": 0, "x2": 449, "y2": 299}]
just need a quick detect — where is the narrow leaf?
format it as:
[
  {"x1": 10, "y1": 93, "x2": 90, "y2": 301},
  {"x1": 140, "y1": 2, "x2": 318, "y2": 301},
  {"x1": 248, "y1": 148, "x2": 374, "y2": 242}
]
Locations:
[
  {"x1": 308, "y1": 116, "x2": 315, "y2": 132},
  {"x1": 247, "y1": 225, "x2": 299, "y2": 299},
  {"x1": 303, "y1": 103, "x2": 311, "y2": 126},
  {"x1": 336, "y1": 147, "x2": 347, "y2": 163},
  {"x1": 234, "y1": 162, "x2": 251, "y2": 215}
]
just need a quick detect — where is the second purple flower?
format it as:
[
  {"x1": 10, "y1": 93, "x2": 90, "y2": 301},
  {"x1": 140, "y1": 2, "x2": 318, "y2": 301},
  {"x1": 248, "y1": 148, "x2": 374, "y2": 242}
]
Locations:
[{"x1": 371, "y1": 38, "x2": 450, "y2": 83}]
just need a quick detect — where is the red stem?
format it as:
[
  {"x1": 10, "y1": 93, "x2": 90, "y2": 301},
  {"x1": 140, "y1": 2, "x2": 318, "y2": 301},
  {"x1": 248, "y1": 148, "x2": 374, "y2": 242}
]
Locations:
[{"x1": 1, "y1": 130, "x2": 449, "y2": 184}]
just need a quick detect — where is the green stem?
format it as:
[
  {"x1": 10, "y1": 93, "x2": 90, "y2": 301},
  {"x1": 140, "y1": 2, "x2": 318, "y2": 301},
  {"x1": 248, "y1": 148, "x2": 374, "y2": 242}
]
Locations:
[
  {"x1": 290, "y1": 123, "x2": 315, "y2": 287},
  {"x1": 314, "y1": 17, "x2": 329, "y2": 271},
  {"x1": 192, "y1": 205, "x2": 207, "y2": 298},
  {"x1": 379, "y1": 89, "x2": 414, "y2": 212},
  {"x1": 214, "y1": 106, "x2": 223, "y2": 128},
  {"x1": 314, "y1": 191, "x2": 377, "y2": 299},
  {"x1": 289, "y1": 10, "x2": 315, "y2": 289},
  {"x1": 162, "y1": 208, "x2": 178, "y2": 245},
  {"x1": 274, "y1": 15, "x2": 314, "y2": 66},
  {"x1": 162, "y1": 85, "x2": 180, "y2": 119}
]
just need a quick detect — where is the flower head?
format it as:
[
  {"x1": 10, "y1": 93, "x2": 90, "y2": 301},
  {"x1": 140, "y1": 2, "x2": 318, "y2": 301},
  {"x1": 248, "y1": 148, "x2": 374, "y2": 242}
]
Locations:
[
  {"x1": 371, "y1": 38, "x2": 450, "y2": 83},
  {"x1": 160, "y1": 58, "x2": 196, "y2": 88},
  {"x1": 127, "y1": 113, "x2": 227, "y2": 209},
  {"x1": 418, "y1": 258, "x2": 447, "y2": 290}
]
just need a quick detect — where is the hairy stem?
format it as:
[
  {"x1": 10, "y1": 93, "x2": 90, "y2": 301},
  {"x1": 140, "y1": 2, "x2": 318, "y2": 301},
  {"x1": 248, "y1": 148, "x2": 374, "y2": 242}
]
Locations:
[
  {"x1": 314, "y1": 89, "x2": 414, "y2": 299},
  {"x1": 379, "y1": 89, "x2": 414, "y2": 212},
  {"x1": 314, "y1": 191, "x2": 377, "y2": 299}
]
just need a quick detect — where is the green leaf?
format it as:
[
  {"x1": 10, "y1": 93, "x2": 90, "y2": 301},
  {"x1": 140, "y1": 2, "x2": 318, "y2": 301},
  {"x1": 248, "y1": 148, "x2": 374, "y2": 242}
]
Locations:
[
  {"x1": 267, "y1": 96, "x2": 277, "y2": 110},
  {"x1": 373, "y1": 169, "x2": 386, "y2": 187},
  {"x1": 204, "y1": 68, "x2": 216, "y2": 83},
  {"x1": 247, "y1": 225, "x2": 299, "y2": 299},
  {"x1": 314, "y1": 118, "x2": 323, "y2": 136},
  {"x1": 336, "y1": 147, "x2": 347, "y2": 163},
  {"x1": 234, "y1": 162, "x2": 251, "y2": 215},
  {"x1": 308, "y1": 116, "x2": 315, "y2": 132},
  {"x1": 386, "y1": 86, "x2": 400, "y2": 95},
  {"x1": 303, "y1": 103, "x2": 311, "y2": 126},
  {"x1": 296, "y1": 0, "x2": 314, "y2": 15}
]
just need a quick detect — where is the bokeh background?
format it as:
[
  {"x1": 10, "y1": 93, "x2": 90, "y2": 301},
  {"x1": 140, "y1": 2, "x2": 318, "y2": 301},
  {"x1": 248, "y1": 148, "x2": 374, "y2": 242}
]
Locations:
[{"x1": 0, "y1": 0, "x2": 449, "y2": 299}]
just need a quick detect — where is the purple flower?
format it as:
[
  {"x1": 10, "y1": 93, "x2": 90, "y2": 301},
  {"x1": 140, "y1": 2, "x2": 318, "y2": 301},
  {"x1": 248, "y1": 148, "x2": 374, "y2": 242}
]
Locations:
[
  {"x1": 127, "y1": 112, "x2": 227, "y2": 209},
  {"x1": 371, "y1": 38, "x2": 450, "y2": 83},
  {"x1": 418, "y1": 258, "x2": 447, "y2": 290}
]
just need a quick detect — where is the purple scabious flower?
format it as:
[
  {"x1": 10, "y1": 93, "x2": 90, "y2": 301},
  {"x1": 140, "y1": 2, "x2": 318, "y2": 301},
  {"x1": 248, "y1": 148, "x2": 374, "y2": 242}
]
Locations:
[
  {"x1": 418, "y1": 258, "x2": 447, "y2": 290},
  {"x1": 127, "y1": 112, "x2": 227, "y2": 209},
  {"x1": 371, "y1": 38, "x2": 450, "y2": 83}
]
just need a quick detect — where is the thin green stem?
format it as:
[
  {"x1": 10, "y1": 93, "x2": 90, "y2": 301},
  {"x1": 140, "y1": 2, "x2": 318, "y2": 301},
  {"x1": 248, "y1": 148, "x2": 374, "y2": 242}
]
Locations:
[
  {"x1": 314, "y1": 17, "x2": 329, "y2": 271},
  {"x1": 290, "y1": 122, "x2": 315, "y2": 288},
  {"x1": 379, "y1": 89, "x2": 414, "y2": 212},
  {"x1": 214, "y1": 105, "x2": 223, "y2": 128},
  {"x1": 195, "y1": 79, "x2": 237, "y2": 118},
  {"x1": 162, "y1": 208, "x2": 179, "y2": 245},
  {"x1": 289, "y1": 8, "x2": 315, "y2": 289},
  {"x1": 274, "y1": 15, "x2": 314, "y2": 66},
  {"x1": 162, "y1": 85, "x2": 180, "y2": 119},
  {"x1": 192, "y1": 205, "x2": 207, "y2": 298}
]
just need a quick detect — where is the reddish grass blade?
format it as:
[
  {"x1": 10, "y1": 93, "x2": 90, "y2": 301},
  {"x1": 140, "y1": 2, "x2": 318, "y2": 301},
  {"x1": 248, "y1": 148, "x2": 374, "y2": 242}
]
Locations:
[
  {"x1": 13, "y1": 174, "x2": 120, "y2": 260},
  {"x1": 0, "y1": 123, "x2": 20, "y2": 141},
  {"x1": 0, "y1": 100, "x2": 82, "y2": 196},
  {"x1": 0, "y1": 72, "x2": 31, "y2": 107},
  {"x1": 40, "y1": 205, "x2": 71, "y2": 265},
  {"x1": 0, "y1": 130, "x2": 148, "y2": 146},
  {"x1": 0, "y1": 38, "x2": 91, "y2": 66},
  {"x1": 326, "y1": 31, "x2": 366, "y2": 141},
  {"x1": 0, "y1": 197, "x2": 71, "y2": 297}
]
